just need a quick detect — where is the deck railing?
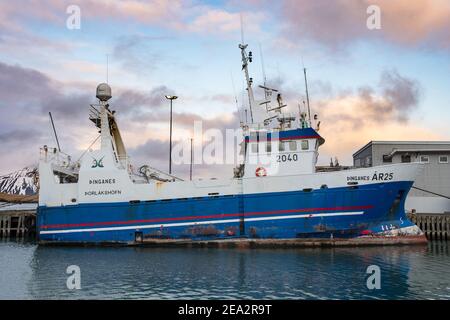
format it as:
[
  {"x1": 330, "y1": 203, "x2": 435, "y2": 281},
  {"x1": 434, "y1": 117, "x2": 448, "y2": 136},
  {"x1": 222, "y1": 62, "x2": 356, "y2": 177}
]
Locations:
[{"x1": 40, "y1": 146, "x2": 73, "y2": 167}]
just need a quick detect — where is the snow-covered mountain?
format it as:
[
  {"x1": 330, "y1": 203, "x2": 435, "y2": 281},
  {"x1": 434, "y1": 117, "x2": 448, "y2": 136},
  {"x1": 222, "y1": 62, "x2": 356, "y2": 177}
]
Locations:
[{"x1": 0, "y1": 167, "x2": 38, "y2": 195}]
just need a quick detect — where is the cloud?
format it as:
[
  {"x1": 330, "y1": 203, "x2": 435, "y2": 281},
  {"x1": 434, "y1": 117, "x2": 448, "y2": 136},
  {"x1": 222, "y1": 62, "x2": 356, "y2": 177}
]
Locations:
[
  {"x1": 124, "y1": 108, "x2": 241, "y2": 179},
  {"x1": 271, "y1": 69, "x2": 422, "y2": 130},
  {"x1": 310, "y1": 70, "x2": 437, "y2": 164},
  {"x1": 113, "y1": 85, "x2": 172, "y2": 111},
  {"x1": 0, "y1": 0, "x2": 179, "y2": 27},
  {"x1": 318, "y1": 116, "x2": 443, "y2": 166},
  {"x1": 0, "y1": 129, "x2": 45, "y2": 145},
  {"x1": 379, "y1": 70, "x2": 422, "y2": 122},
  {"x1": 209, "y1": 94, "x2": 234, "y2": 104},
  {"x1": 0, "y1": 61, "x2": 176, "y2": 121},
  {"x1": 112, "y1": 34, "x2": 173, "y2": 76},
  {"x1": 0, "y1": 61, "x2": 241, "y2": 176},
  {"x1": 79, "y1": 0, "x2": 185, "y2": 28},
  {"x1": 0, "y1": 61, "x2": 179, "y2": 172},
  {"x1": 0, "y1": 62, "x2": 55, "y2": 104},
  {"x1": 0, "y1": 1, "x2": 265, "y2": 40},
  {"x1": 0, "y1": 62, "x2": 92, "y2": 171},
  {"x1": 0, "y1": 62, "x2": 93, "y2": 123},
  {"x1": 186, "y1": 9, "x2": 264, "y2": 36},
  {"x1": 0, "y1": 62, "x2": 442, "y2": 178},
  {"x1": 280, "y1": 0, "x2": 450, "y2": 50},
  {"x1": 128, "y1": 138, "x2": 169, "y2": 170},
  {"x1": 252, "y1": 68, "x2": 433, "y2": 165},
  {"x1": 0, "y1": 1, "x2": 74, "y2": 55}
]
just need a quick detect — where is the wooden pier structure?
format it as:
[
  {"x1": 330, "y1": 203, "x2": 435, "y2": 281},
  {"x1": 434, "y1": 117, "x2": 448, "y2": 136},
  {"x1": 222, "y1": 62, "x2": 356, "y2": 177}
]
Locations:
[
  {"x1": 0, "y1": 192, "x2": 37, "y2": 239},
  {"x1": 409, "y1": 213, "x2": 450, "y2": 241},
  {"x1": 0, "y1": 210, "x2": 36, "y2": 239}
]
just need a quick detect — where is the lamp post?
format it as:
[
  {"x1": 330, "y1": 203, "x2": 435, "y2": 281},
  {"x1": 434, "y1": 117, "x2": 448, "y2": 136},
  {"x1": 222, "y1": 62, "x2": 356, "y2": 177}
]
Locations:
[{"x1": 165, "y1": 95, "x2": 178, "y2": 174}]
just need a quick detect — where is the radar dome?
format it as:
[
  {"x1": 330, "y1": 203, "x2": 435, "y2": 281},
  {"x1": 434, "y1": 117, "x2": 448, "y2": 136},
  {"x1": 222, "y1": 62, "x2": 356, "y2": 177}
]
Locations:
[{"x1": 96, "y1": 83, "x2": 112, "y2": 102}]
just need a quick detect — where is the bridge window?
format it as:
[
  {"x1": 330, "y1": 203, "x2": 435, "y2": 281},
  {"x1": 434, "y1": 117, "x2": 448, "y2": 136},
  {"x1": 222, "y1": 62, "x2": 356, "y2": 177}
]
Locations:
[
  {"x1": 289, "y1": 141, "x2": 297, "y2": 151},
  {"x1": 266, "y1": 142, "x2": 272, "y2": 153},
  {"x1": 278, "y1": 141, "x2": 285, "y2": 152},
  {"x1": 251, "y1": 143, "x2": 258, "y2": 153},
  {"x1": 301, "y1": 140, "x2": 309, "y2": 150}
]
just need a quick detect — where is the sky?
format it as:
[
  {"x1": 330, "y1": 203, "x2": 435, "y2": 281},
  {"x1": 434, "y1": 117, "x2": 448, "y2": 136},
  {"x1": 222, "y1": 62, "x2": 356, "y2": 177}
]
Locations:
[{"x1": 0, "y1": 0, "x2": 449, "y2": 179}]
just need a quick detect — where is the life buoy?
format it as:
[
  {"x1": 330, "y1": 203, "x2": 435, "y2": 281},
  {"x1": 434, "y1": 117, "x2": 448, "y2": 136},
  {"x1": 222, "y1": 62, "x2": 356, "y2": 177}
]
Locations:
[{"x1": 255, "y1": 167, "x2": 267, "y2": 177}]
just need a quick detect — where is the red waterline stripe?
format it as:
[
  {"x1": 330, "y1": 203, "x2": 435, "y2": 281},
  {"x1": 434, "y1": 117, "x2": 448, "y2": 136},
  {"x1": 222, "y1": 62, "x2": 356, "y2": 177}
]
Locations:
[{"x1": 40, "y1": 205, "x2": 373, "y2": 230}]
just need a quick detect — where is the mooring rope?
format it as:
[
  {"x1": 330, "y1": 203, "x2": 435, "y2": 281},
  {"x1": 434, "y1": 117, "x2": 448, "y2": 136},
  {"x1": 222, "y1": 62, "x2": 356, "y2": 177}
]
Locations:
[{"x1": 412, "y1": 186, "x2": 450, "y2": 200}]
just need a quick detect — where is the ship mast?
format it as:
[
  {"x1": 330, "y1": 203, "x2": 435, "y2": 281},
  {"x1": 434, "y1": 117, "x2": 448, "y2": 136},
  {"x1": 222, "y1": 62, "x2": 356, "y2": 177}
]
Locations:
[
  {"x1": 98, "y1": 88, "x2": 112, "y2": 151},
  {"x1": 93, "y1": 83, "x2": 127, "y2": 167},
  {"x1": 239, "y1": 43, "x2": 255, "y2": 124},
  {"x1": 238, "y1": 15, "x2": 255, "y2": 124}
]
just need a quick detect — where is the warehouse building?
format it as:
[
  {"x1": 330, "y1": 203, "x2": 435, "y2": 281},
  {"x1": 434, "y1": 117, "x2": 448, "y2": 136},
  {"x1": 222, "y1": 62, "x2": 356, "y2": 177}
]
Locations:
[{"x1": 353, "y1": 141, "x2": 450, "y2": 214}]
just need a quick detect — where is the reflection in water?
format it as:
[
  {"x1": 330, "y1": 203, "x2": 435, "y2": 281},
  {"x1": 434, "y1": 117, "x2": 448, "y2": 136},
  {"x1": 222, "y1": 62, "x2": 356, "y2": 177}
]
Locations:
[{"x1": 0, "y1": 241, "x2": 449, "y2": 299}]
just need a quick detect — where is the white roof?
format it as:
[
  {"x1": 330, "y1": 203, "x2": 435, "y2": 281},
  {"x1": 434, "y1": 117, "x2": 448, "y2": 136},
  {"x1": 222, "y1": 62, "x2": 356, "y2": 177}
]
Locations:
[{"x1": 353, "y1": 141, "x2": 450, "y2": 157}]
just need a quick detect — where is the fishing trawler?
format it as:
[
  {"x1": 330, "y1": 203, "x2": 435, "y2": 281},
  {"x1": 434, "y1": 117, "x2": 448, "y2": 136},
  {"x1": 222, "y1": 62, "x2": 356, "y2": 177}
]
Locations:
[{"x1": 37, "y1": 42, "x2": 426, "y2": 245}]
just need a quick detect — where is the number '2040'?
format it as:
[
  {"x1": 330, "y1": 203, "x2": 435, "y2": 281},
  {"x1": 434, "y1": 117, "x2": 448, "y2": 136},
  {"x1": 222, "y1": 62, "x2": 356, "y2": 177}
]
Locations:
[{"x1": 277, "y1": 154, "x2": 298, "y2": 162}]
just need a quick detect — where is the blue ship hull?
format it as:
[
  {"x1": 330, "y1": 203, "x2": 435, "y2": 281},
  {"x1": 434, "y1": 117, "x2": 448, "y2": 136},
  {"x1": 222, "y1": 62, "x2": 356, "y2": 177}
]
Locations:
[{"x1": 37, "y1": 181, "x2": 417, "y2": 244}]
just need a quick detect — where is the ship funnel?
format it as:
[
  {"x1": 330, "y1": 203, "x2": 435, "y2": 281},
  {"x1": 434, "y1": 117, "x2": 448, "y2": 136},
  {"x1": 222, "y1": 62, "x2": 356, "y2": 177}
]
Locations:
[{"x1": 96, "y1": 83, "x2": 112, "y2": 102}]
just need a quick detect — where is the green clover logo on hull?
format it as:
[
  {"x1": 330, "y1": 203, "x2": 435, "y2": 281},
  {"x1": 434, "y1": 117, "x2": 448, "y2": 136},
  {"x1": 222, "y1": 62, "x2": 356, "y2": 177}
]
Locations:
[{"x1": 91, "y1": 156, "x2": 105, "y2": 168}]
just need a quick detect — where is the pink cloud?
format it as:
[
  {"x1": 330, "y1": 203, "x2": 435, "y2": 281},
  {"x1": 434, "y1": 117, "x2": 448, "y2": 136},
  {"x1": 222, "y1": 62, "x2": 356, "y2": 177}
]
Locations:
[
  {"x1": 186, "y1": 9, "x2": 264, "y2": 35},
  {"x1": 376, "y1": 0, "x2": 450, "y2": 47},
  {"x1": 0, "y1": 1, "x2": 264, "y2": 37},
  {"x1": 318, "y1": 110, "x2": 444, "y2": 165},
  {"x1": 280, "y1": 0, "x2": 450, "y2": 50},
  {"x1": 312, "y1": 79, "x2": 441, "y2": 165}
]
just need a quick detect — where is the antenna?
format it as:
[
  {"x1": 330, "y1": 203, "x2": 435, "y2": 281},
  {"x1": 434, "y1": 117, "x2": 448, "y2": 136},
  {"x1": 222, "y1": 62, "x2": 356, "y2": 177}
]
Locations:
[
  {"x1": 303, "y1": 67, "x2": 312, "y2": 125},
  {"x1": 240, "y1": 13, "x2": 245, "y2": 45},
  {"x1": 230, "y1": 71, "x2": 242, "y2": 125},
  {"x1": 259, "y1": 43, "x2": 268, "y2": 99},
  {"x1": 106, "y1": 54, "x2": 109, "y2": 84},
  {"x1": 48, "y1": 112, "x2": 61, "y2": 152},
  {"x1": 259, "y1": 43, "x2": 267, "y2": 86}
]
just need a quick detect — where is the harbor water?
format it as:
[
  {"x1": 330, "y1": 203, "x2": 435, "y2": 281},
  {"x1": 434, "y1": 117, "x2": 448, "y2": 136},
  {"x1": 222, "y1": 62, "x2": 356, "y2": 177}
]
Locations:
[{"x1": 0, "y1": 241, "x2": 449, "y2": 300}]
